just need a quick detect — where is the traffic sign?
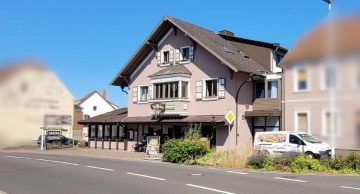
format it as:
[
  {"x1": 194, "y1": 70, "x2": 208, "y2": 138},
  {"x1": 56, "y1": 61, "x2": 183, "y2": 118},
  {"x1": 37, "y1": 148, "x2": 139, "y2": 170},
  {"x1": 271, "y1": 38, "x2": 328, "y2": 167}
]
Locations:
[{"x1": 225, "y1": 110, "x2": 235, "y2": 125}]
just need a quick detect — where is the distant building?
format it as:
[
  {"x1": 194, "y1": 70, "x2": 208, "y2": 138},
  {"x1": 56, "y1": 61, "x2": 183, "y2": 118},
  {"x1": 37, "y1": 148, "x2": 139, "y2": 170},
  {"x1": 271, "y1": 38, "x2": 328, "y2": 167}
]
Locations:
[
  {"x1": 75, "y1": 90, "x2": 118, "y2": 139},
  {"x1": 0, "y1": 61, "x2": 74, "y2": 148},
  {"x1": 279, "y1": 14, "x2": 360, "y2": 150}
]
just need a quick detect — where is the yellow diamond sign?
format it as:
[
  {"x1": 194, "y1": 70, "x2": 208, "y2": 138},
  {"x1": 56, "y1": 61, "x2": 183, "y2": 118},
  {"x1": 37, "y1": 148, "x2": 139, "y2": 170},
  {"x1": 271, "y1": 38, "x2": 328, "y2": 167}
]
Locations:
[{"x1": 225, "y1": 110, "x2": 235, "y2": 125}]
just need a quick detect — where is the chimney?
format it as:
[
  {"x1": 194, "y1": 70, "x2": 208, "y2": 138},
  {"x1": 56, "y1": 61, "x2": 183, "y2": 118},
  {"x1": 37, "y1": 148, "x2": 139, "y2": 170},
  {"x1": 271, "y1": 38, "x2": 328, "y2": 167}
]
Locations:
[
  {"x1": 102, "y1": 89, "x2": 107, "y2": 99},
  {"x1": 219, "y1": 30, "x2": 235, "y2": 37}
]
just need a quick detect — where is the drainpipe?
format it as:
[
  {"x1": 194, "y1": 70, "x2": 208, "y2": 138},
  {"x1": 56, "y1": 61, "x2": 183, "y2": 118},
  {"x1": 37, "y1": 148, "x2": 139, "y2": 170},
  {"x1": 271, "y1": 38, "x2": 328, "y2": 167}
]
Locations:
[{"x1": 235, "y1": 73, "x2": 254, "y2": 145}]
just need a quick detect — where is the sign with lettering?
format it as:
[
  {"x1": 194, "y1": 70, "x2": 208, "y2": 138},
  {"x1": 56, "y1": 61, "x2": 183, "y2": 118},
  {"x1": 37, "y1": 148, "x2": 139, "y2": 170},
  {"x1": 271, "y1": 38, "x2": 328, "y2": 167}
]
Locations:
[
  {"x1": 146, "y1": 136, "x2": 160, "y2": 156},
  {"x1": 165, "y1": 103, "x2": 175, "y2": 110}
]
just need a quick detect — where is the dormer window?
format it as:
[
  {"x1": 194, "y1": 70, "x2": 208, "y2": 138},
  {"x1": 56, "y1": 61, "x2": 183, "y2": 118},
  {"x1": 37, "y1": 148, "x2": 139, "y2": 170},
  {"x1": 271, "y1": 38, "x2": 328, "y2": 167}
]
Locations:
[
  {"x1": 180, "y1": 46, "x2": 190, "y2": 61},
  {"x1": 163, "y1": 51, "x2": 170, "y2": 64}
]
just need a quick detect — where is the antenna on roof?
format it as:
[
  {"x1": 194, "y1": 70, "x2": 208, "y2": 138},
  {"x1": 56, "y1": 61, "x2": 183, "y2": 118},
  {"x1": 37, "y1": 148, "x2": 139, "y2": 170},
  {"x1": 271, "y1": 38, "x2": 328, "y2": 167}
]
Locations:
[{"x1": 322, "y1": 0, "x2": 331, "y2": 11}]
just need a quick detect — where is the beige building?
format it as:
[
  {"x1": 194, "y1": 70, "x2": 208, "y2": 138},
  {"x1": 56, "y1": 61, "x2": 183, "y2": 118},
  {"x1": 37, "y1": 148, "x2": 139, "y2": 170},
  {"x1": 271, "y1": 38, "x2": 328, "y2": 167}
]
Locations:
[
  {"x1": 80, "y1": 16, "x2": 287, "y2": 152},
  {"x1": 280, "y1": 14, "x2": 360, "y2": 150},
  {"x1": 0, "y1": 61, "x2": 75, "y2": 148}
]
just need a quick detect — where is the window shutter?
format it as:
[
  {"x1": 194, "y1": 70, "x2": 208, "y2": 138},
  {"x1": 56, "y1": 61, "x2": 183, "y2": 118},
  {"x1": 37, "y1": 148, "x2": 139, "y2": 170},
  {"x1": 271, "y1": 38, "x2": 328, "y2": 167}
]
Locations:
[
  {"x1": 156, "y1": 52, "x2": 161, "y2": 66},
  {"x1": 218, "y1": 78, "x2": 225, "y2": 98},
  {"x1": 189, "y1": 46, "x2": 194, "y2": 61},
  {"x1": 148, "y1": 84, "x2": 152, "y2": 101},
  {"x1": 175, "y1": 49, "x2": 180, "y2": 64},
  {"x1": 169, "y1": 49, "x2": 174, "y2": 64},
  {"x1": 196, "y1": 81, "x2": 203, "y2": 100},
  {"x1": 132, "y1": 87, "x2": 138, "y2": 103}
]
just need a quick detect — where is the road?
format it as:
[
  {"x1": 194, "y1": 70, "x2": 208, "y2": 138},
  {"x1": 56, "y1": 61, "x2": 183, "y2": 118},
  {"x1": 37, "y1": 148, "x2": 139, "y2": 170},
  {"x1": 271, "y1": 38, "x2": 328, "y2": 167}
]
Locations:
[{"x1": 0, "y1": 152, "x2": 359, "y2": 194}]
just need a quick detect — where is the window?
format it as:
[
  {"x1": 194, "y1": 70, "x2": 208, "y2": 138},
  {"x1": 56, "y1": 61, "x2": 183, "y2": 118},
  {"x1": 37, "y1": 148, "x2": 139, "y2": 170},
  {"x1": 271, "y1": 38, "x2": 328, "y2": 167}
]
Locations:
[
  {"x1": 111, "y1": 125, "x2": 117, "y2": 140},
  {"x1": 181, "y1": 47, "x2": 190, "y2": 61},
  {"x1": 205, "y1": 79, "x2": 218, "y2": 98},
  {"x1": 275, "y1": 54, "x2": 283, "y2": 64},
  {"x1": 295, "y1": 111, "x2": 309, "y2": 133},
  {"x1": 295, "y1": 68, "x2": 308, "y2": 91},
  {"x1": 83, "y1": 114, "x2": 90, "y2": 119},
  {"x1": 163, "y1": 51, "x2": 169, "y2": 63},
  {"x1": 255, "y1": 82, "x2": 265, "y2": 98},
  {"x1": 154, "y1": 82, "x2": 179, "y2": 99},
  {"x1": 139, "y1": 86, "x2": 149, "y2": 102},
  {"x1": 104, "y1": 125, "x2": 110, "y2": 139},
  {"x1": 253, "y1": 116, "x2": 280, "y2": 134},
  {"x1": 181, "y1": 81, "x2": 188, "y2": 98},
  {"x1": 323, "y1": 65, "x2": 336, "y2": 89},
  {"x1": 93, "y1": 106, "x2": 97, "y2": 111},
  {"x1": 97, "y1": 125, "x2": 103, "y2": 138},
  {"x1": 289, "y1": 134, "x2": 303, "y2": 145},
  {"x1": 322, "y1": 111, "x2": 339, "y2": 136},
  {"x1": 268, "y1": 81, "x2": 278, "y2": 98},
  {"x1": 90, "y1": 125, "x2": 96, "y2": 138}
]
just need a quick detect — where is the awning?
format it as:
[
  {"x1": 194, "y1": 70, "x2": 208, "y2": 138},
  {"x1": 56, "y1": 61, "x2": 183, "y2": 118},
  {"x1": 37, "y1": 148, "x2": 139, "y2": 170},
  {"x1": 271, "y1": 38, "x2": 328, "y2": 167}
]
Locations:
[
  {"x1": 244, "y1": 110, "x2": 281, "y2": 117},
  {"x1": 122, "y1": 115, "x2": 225, "y2": 124}
]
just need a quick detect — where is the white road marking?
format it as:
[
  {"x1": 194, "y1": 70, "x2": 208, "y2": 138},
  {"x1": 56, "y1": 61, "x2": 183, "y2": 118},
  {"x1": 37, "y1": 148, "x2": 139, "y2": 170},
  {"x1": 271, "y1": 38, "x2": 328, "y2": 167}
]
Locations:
[
  {"x1": 340, "y1": 186, "x2": 360, "y2": 191},
  {"x1": 226, "y1": 170, "x2": 248, "y2": 175},
  {"x1": 186, "y1": 184, "x2": 235, "y2": 194},
  {"x1": 274, "y1": 177, "x2": 307, "y2": 183},
  {"x1": 5, "y1": 156, "x2": 32, "y2": 160},
  {"x1": 36, "y1": 159, "x2": 79, "y2": 166},
  {"x1": 86, "y1": 166, "x2": 114, "y2": 171},
  {"x1": 126, "y1": 172, "x2": 166, "y2": 181}
]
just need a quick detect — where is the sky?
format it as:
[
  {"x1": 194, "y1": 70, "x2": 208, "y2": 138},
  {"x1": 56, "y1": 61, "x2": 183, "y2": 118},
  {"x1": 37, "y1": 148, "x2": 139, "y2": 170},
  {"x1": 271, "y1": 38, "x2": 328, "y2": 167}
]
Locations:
[{"x1": 1, "y1": 0, "x2": 359, "y2": 108}]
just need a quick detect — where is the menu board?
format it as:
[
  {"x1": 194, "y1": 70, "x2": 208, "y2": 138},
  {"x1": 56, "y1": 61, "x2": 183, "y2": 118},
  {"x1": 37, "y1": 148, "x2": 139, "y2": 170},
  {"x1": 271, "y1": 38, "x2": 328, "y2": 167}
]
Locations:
[{"x1": 146, "y1": 136, "x2": 160, "y2": 156}]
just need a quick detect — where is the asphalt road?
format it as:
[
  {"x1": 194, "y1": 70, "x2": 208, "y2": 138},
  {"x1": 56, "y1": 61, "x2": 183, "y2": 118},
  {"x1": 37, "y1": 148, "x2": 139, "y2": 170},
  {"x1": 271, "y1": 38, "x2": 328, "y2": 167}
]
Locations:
[{"x1": 0, "y1": 152, "x2": 360, "y2": 194}]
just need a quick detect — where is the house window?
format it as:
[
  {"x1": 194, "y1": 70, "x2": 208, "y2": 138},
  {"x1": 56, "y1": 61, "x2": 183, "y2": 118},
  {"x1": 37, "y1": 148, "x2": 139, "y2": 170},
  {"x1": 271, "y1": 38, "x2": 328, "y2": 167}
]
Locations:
[
  {"x1": 205, "y1": 79, "x2": 218, "y2": 98},
  {"x1": 268, "y1": 81, "x2": 278, "y2": 98},
  {"x1": 253, "y1": 116, "x2": 280, "y2": 135},
  {"x1": 255, "y1": 82, "x2": 265, "y2": 99},
  {"x1": 295, "y1": 111, "x2": 309, "y2": 133},
  {"x1": 295, "y1": 68, "x2": 308, "y2": 91},
  {"x1": 97, "y1": 125, "x2": 103, "y2": 138},
  {"x1": 163, "y1": 51, "x2": 170, "y2": 64},
  {"x1": 181, "y1": 81, "x2": 188, "y2": 98},
  {"x1": 154, "y1": 82, "x2": 179, "y2": 99},
  {"x1": 111, "y1": 125, "x2": 117, "y2": 140},
  {"x1": 83, "y1": 114, "x2": 90, "y2": 119},
  {"x1": 90, "y1": 125, "x2": 96, "y2": 138},
  {"x1": 181, "y1": 47, "x2": 190, "y2": 61},
  {"x1": 93, "y1": 106, "x2": 97, "y2": 111},
  {"x1": 322, "y1": 111, "x2": 339, "y2": 136},
  {"x1": 139, "y1": 86, "x2": 149, "y2": 102},
  {"x1": 275, "y1": 54, "x2": 283, "y2": 64},
  {"x1": 324, "y1": 65, "x2": 336, "y2": 89}
]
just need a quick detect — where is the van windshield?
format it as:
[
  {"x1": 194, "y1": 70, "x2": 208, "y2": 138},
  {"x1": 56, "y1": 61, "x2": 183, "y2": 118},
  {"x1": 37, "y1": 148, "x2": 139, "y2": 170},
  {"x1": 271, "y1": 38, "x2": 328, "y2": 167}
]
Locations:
[{"x1": 298, "y1": 134, "x2": 321, "y2": 143}]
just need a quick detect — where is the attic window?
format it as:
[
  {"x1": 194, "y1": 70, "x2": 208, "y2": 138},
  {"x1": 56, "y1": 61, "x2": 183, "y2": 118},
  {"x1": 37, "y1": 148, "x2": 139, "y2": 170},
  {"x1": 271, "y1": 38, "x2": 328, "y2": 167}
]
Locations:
[{"x1": 220, "y1": 45, "x2": 230, "y2": 52}]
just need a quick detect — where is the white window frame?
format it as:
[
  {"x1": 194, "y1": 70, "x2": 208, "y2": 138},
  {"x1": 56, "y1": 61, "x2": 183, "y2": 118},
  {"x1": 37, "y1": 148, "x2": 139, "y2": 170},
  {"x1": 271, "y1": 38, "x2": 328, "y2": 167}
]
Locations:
[
  {"x1": 321, "y1": 109, "x2": 341, "y2": 137},
  {"x1": 320, "y1": 63, "x2": 338, "y2": 91},
  {"x1": 137, "y1": 85, "x2": 149, "y2": 103},
  {"x1": 203, "y1": 78, "x2": 219, "y2": 100},
  {"x1": 180, "y1": 46, "x2": 191, "y2": 63},
  {"x1": 294, "y1": 110, "x2": 311, "y2": 134},
  {"x1": 293, "y1": 65, "x2": 310, "y2": 93},
  {"x1": 180, "y1": 81, "x2": 190, "y2": 99},
  {"x1": 161, "y1": 50, "x2": 171, "y2": 66}
]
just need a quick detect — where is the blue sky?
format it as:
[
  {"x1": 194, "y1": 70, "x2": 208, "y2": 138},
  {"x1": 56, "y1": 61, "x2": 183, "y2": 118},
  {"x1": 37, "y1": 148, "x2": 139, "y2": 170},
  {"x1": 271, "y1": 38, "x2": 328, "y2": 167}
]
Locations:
[{"x1": 1, "y1": 0, "x2": 359, "y2": 108}]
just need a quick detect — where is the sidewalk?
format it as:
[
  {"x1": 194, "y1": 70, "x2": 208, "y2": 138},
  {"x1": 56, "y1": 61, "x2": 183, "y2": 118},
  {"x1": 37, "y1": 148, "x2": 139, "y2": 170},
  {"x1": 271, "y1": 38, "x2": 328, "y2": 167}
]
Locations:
[{"x1": 0, "y1": 147, "x2": 154, "y2": 161}]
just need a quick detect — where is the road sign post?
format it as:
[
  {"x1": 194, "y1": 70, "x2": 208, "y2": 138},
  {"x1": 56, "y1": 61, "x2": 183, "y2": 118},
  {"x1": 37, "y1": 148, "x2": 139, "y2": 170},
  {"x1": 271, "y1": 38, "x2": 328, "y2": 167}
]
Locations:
[{"x1": 224, "y1": 110, "x2": 235, "y2": 152}]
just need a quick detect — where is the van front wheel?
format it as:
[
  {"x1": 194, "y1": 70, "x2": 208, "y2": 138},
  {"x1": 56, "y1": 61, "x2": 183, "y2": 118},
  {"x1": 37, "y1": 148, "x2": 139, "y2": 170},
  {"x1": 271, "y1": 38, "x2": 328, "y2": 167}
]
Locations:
[{"x1": 305, "y1": 152, "x2": 315, "y2": 159}]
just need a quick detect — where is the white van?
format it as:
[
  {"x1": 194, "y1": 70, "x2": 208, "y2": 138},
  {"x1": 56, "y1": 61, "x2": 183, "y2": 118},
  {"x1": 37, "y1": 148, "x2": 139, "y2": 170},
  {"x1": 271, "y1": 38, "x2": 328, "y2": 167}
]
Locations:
[{"x1": 254, "y1": 131, "x2": 332, "y2": 159}]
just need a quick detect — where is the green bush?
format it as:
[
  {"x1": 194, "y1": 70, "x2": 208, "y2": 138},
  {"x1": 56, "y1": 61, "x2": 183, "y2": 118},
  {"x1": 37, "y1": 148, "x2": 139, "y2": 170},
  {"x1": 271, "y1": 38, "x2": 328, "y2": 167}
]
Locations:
[
  {"x1": 246, "y1": 154, "x2": 268, "y2": 169},
  {"x1": 161, "y1": 139, "x2": 209, "y2": 163},
  {"x1": 330, "y1": 154, "x2": 347, "y2": 170},
  {"x1": 289, "y1": 155, "x2": 322, "y2": 173},
  {"x1": 344, "y1": 152, "x2": 360, "y2": 171}
]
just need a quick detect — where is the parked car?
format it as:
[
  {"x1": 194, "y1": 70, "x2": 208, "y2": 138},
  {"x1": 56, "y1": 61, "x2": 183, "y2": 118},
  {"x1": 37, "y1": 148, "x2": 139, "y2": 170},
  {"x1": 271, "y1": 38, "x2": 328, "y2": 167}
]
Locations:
[
  {"x1": 37, "y1": 135, "x2": 69, "y2": 145},
  {"x1": 254, "y1": 131, "x2": 332, "y2": 159}
]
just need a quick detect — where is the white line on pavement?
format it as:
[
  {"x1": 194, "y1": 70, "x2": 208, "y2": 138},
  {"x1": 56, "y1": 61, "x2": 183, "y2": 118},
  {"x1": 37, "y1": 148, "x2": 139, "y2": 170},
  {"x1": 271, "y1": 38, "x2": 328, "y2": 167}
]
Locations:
[
  {"x1": 186, "y1": 184, "x2": 236, "y2": 194},
  {"x1": 36, "y1": 159, "x2": 79, "y2": 166},
  {"x1": 86, "y1": 166, "x2": 114, "y2": 171},
  {"x1": 226, "y1": 170, "x2": 248, "y2": 175},
  {"x1": 340, "y1": 186, "x2": 360, "y2": 191},
  {"x1": 5, "y1": 156, "x2": 32, "y2": 160},
  {"x1": 126, "y1": 172, "x2": 166, "y2": 181},
  {"x1": 274, "y1": 177, "x2": 307, "y2": 183}
]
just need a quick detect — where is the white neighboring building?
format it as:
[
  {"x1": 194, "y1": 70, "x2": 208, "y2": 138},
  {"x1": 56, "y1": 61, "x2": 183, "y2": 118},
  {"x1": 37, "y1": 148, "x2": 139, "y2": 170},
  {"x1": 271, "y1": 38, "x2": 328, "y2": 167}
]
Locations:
[{"x1": 75, "y1": 90, "x2": 118, "y2": 138}]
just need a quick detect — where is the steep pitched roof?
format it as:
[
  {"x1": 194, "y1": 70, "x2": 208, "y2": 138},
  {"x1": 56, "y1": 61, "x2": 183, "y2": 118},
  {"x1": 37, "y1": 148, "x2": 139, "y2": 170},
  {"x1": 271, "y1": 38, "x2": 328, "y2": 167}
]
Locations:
[
  {"x1": 76, "y1": 90, "x2": 118, "y2": 110},
  {"x1": 110, "y1": 16, "x2": 270, "y2": 87},
  {"x1": 220, "y1": 35, "x2": 288, "y2": 71},
  {"x1": 0, "y1": 61, "x2": 48, "y2": 84},
  {"x1": 149, "y1": 65, "x2": 191, "y2": 77},
  {"x1": 279, "y1": 14, "x2": 360, "y2": 67}
]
